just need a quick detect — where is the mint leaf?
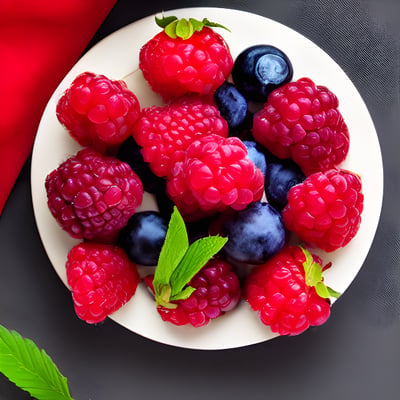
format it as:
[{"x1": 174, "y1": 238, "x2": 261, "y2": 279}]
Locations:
[
  {"x1": 153, "y1": 207, "x2": 189, "y2": 298},
  {"x1": 170, "y1": 235, "x2": 228, "y2": 297},
  {"x1": 0, "y1": 325, "x2": 73, "y2": 400},
  {"x1": 152, "y1": 207, "x2": 228, "y2": 308}
]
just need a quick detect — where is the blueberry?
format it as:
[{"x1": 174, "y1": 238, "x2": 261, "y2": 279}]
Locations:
[
  {"x1": 212, "y1": 201, "x2": 287, "y2": 265},
  {"x1": 232, "y1": 45, "x2": 293, "y2": 102},
  {"x1": 243, "y1": 140, "x2": 267, "y2": 176},
  {"x1": 117, "y1": 136, "x2": 165, "y2": 194},
  {"x1": 118, "y1": 211, "x2": 168, "y2": 266},
  {"x1": 214, "y1": 81, "x2": 252, "y2": 135},
  {"x1": 265, "y1": 156, "x2": 306, "y2": 211}
]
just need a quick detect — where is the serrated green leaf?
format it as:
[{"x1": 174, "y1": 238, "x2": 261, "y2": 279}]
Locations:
[
  {"x1": 0, "y1": 325, "x2": 73, "y2": 400},
  {"x1": 153, "y1": 207, "x2": 189, "y2": 297},
  {"x1": 170, "y1": 235, "x2": 228, "y2": 297},
  {"x1": 175, "y1": 18, "x2": 194, "y2": 39}
]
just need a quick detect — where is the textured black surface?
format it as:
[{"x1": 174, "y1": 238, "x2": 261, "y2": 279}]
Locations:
[{"x1": 1, "y1": 1, "x2": 399, "y2": 399}]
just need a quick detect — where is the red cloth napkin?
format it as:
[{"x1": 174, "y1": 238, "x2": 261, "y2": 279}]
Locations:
[{"x1": 0, "y1": 0, "x2": 118, "y2": 214}]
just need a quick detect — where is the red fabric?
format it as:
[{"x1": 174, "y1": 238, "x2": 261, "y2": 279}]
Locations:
[{"x1": 0, "y1": 0, "x2": 117, "y2": 214}]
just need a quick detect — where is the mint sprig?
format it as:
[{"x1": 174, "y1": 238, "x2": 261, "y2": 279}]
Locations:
[
  {"x1": 0, "y1": 324, "x2": 73, "y2": 400},
  {"x1": 153, "y1": 206, "x2": 228, "y2": 308},
  {"x1": 301, "y1": 246, "x2": 341, "y2": 299},
  {"x1": 155, "y1": 15, "x2": 230, "y2": 39}
]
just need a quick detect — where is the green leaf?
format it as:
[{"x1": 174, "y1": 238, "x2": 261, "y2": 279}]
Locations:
[
  {"x1": 201, "y1": 18, "x2": 231, "y2": 32},
  {"x1": 158, "y1": 15, "x2": 230, "y2": 39},
  {"x1": 189, "y1": 18, "x2": 205, "y2": 32},
  {"x1": 175, "y1": 18, "x2": 194, "y2": 39},
  {"x1": 170, "y1": 235, "x2": 228, "y2": 297},
  {"x1": 327, "y1": 286, "x2": 341, "y2": 299},
  {"x1": 153, "y1": 207, "x2": 189, "y2": 298},
  {"x1": 155, "y1": 15, "x2": 178, "y2": 28},
  {"x1": 164, "y1": 20, "x2": 179, "y2": 39},
  {"x1": 301, "y1": 246, "x2": 322, "y2": 287},
  {"x1": 300, "y1": 246, "x2": 341, "y2": 300},
  {"x1": 314, "y1": 282, "x2": 331, "y2": 299},
  {"x1": 170, "y1": 286, "x2": 196, "y2": 302},
  {"x1": 0, "y1": 325, "x2": 73, "y2": 400}
]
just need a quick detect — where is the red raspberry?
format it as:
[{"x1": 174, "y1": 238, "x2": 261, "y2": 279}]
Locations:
[
  {"x1": 145, "y1": 259, "x2": 241, "y2": 327},
  {"x1": 139, "y1": 17, "x2": 233, "y2": 100},
  {"x1": 243, "y1": 245, "x2": 333, "y2": 336},
  {"x1": 66, "y1": 242, "x2": 140, "y2": 324},
  {"x1": 56, "y1": 72, "x2": 141, "y2": 152},
  {"x1": 45, "y1": 148, "x2": 143, "y2": 242},
  {"x1": 166, "y1": 134, "x2": 265, "y2": 221},
  {"x1": 282, "y1": 168, "x2": 363, "y2": 252},
  {"x1": 131, "y1": 97, "x2": 228, "y2": 178},
  {"x1": 252, "y1": 77, "x2": 350, "y2": 175}
]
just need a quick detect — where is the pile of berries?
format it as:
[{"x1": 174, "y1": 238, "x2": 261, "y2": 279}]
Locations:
[{"x1": 45, "y1": 15, "x2": 364, "y2": 337}]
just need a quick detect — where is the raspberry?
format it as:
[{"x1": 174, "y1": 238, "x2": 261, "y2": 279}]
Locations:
[
  {"x1": 139, "y1": 18, "x2": 233, "y2": 100},
  {"x1": 66, "y1": 242, "x2": 140, "y2": 324},
  {"x1": 252, "y1": 77, "x2": 350, "y2": 175},
  {"x1": 282, "y1": 169, "x2": 364, "y2": 252},
  {"x1": 243, "y1": 245, "x2": 333, "y2": 336},
  {"x1": 166, "y1": 134, "x2": 265, "y2": 221},
  {"x1": 131, "y1": 97, "x2": 228, "y2": 178},
  {"x1": 45, "y1": 148, "x2": 143, "y2": 242},
  {"x1": 56, "y1": 72, "x2": 141, "y2": 152},
  {"x1": 145, "y1": 259, "x2": 241, "y2": 327}
]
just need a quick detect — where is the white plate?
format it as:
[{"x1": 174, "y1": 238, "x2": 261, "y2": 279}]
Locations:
[{"x1": 31, "y1": 7, "x2": 383, "y2": 350}]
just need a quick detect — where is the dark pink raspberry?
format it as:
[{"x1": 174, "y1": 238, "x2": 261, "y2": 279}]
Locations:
[
  {"x1": 56, "y1": 72, "x2": 141, "y2": 152},
  {"x1": 243, "y1": 245, "x2": 332, "y2": 336},
  {"x1": 282, "y1": 168, "x2": 364, "y2": 252},
  {"x1": 167, "y1": 134, "x2": 265, "y2": 221},
  {"x1": 145, "y1": 259, "x2": 241, "y2": 327},
  {"x1": 66, "y1": 242, "x2": 140, "y2": 324},
  {"x1": 131, "y1": 97, "x2": 228, "y2": 178},
  {"x1": 252, "y1": 77, "x2": 350, "y2": 175},
  {"x1": 45, "y1": 148, "x2": 143, "y2": 242}
]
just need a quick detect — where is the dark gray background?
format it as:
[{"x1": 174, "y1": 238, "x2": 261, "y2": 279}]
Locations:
[{"x1": 1, "y1": 0, "x2": 399, "y2": 399}]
